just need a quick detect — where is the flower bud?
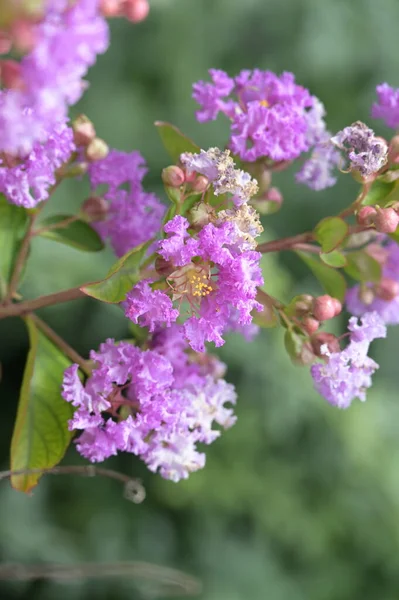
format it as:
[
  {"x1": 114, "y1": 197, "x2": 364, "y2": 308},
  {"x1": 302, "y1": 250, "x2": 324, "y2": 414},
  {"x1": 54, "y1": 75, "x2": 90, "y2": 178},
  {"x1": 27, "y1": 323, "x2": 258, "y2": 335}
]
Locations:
[
  {"x1": 359, "y1": 285, "x2": 375, "y2": 305},
  {"x1": 312, "y1": 295, "x2": 338, "y2": 321},
  {"x1": 123, "y1": 0, "x2": 150, "y2": 22},
  {"x1": 366, "y1": 243, "x2": 389, "y2": 265},
  {"x1": 85, "y1": 137, "x2": 109, "y2": 162},
  {"x1": 182, "y1": 167, "x2": 197, "y2": 183},
  {"x1": 10, "y1": 19, "x2": 37, "y2": 53},
  {"x1": 294, "y1": 294, "x2": 314, "y2": 316},
  {"x1": 0, "y1": 32, "x2": 12, "y2": 55},
  {"x1": 161, "y1": 165, "x2": 185, "y2": 188},
  {"x1": 81, "y1": 196, "x2": 109, "y2": 222},
  {"x1": 0, "y1": 59, "x2": 23, "y2": 89},
  {"x1": 191, "y1": 175, "x2": 209, "y2": 193},
  {"x1": 72, "y1": 114, "x2": 96, "y2": 147},
  {"x1": 155, "y1": 256, "x2": 174, "y2": 278},
  {"x1": 374, "y1": 277, "x2": 399, "y2": 301},
  {"x1": 311, "y1": 333, "x2": 340, "y2": 357},
  {"x1": 293, "y1": 340, "x2": 316, "y2": 366},
  {"x1": 100, "y1": 0, "x2": 123, "y2": 17},
  {"x1": 356, "y1": 205, "x2": 376, "y2": 226},
  {"x1": 302, "y1": 316, "x2": 320, "y2": 335},
  {"x1": 331, "y1": 297, "x2": 342, "y2": 316},
  {"x1": 374, "y1": 207, "x2": 399, "y2": 233},
  {"x1": 189, "y1": 201, "x2": 214, "y2": 228}
]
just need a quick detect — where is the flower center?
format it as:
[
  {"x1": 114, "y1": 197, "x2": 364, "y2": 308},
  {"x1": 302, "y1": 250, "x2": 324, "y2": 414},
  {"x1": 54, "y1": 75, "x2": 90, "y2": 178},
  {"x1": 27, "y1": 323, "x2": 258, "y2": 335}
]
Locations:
[
  {"x1": 259, "y1": 99, "x2": 269, "y2": 107},
  {"x1": 167, "y1": 262, "x2": 214, "y2": 305}
]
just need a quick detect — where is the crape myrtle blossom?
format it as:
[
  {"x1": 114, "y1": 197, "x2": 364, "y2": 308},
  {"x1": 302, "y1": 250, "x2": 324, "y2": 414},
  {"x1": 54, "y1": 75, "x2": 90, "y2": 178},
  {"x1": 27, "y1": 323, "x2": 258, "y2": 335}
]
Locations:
[
  {"x1": 62, "y1": 326, "x2": 237, "y2": 481},
  {"x1": 311, "y1": 312, "x2": 386, "y2": 409},
  {"x1": 331, "y1": 121, "x2": 388, "y2": 177},
  {"x1": 346, "y1": 241, "x2": 399, "y2": 324},
  {"x1": 0, "y1": 119, "x2": 75, "y2": 207},
  {"x1": 192, "y1": 69, "x2": 329, "y2": 164},
  {"x1": 0, "y1": 0, "x2": 109, "y2": 155},
  {"x1": 372, "y1": 83, "x2": 399, "y2": 129},
  {"x1": 88, "y1": 149, "x2": 165, "y2": 257}
]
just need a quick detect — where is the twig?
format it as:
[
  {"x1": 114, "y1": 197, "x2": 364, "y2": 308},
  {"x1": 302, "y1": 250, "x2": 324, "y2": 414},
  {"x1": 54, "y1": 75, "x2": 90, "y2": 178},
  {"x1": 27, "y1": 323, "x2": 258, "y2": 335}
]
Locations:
[
  {"x1": 0, "y1": 561, "x2": 201, "y2": 595},
  {"x1": 5, "y1": 212, "x2": 37, "y2": 303},
  {"x1": 257, "y1": 231, "x2": 314, "y2": 254},
  {"x1": 0, "y1": 465, "x2": 145, "y2": 504},
  {"x1": 0, "y1": 286, "x2": 86, "y2": 319},
  {"x1": 33, "y1": 215, "x2": 80, "y2": 236},
  {"x1": 30, "y1": 314, "x2": 91, "y2": 376}
]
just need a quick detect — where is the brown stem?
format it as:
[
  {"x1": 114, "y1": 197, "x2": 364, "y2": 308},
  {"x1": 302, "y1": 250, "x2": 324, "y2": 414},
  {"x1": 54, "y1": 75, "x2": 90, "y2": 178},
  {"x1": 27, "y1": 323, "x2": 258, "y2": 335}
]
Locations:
[
  {"x1": 257, "y1": 231, "x2": 314, "y2": 254},
  {"x1": 33, "y1": 215, "x2": 80, "y2": 236},
  {"x1": 5, "y1": 212, "x2": 37, "y2": 303},
  {"x1": 0, "y1": 465, "x2": 145, "y2": 503},
  {"x1": 338, "y1": 181, "x2": 373, "y2": 219},
  {"x1": 31, "y1": 314, "x2": 91, "y2": 376},
  {"x1": 0, "y1": 286, "x2": 86, "y2": 319}
]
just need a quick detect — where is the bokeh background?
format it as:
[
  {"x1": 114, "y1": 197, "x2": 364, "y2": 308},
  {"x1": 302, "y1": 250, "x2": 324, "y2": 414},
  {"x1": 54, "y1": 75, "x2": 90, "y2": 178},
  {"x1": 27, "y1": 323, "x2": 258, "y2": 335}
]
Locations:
[{"x1": 2, "y1": 0, "x2": 399, "y2": 598}]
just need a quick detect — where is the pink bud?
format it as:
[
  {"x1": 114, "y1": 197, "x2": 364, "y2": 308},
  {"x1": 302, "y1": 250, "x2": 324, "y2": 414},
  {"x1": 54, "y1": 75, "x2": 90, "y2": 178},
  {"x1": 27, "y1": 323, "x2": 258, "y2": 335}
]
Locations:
[
  {"x1": 183, "y1": 168, "x2": 197, "y2": 183},
  {"x1": 100, "y1": 0, "x2": 123, "y2": 17},
  {"x1": 265, "y1": 186, "x2": 283, "y2": 205},
  {"x1": 81, "y1": 196, "x2": 109, "y2": 222},
  {"x1": 374, "y1": 277, "x2": 399, "y2": 301},
  {"x1": 374, "y1": 207, "x2": 399, "y2": 233},
  {"x1": 0, "y1": 32, "x2": 12, "y2": 55},
  {"x1": 162, "y1": 166, "x2": 185, "y2": 188},
  {"x1": 191, "y1": 175, "x2": 209, "y2": 193},
  {"x1": 366, "y1": 243, "x2": 389, "y2": 265},
  {"x1": 10, "y1": 20, "x2": 37, "y2": 53},
  {"x1": 331, "y1": 297, "x2": 342, "y2": 316},
  {"x1": 357, "y1": 205, "x2": 377, "y2": 226},
  {"x1": 312, "y1": 295, "x2": 337, "y2": 321},
  {"x1": 294, "y1": 294, "x2": 314, "y2": 316},
  {"x1": 123, "y1": 0, "x2": 150, "y2": 23},
  {"x1": 72, "y1": 114, "x2": 96, "y2": 147},
  {"x1": 85, "y1": 138, "x2": 109, "y2": 162},
  {"x1": 311, "y1": 333, "x2": 340, "y2": 357},
  {"x1": 0, "y1": 59, "x2": 23, "y2": 89},
  {"x1": 303, "y1": 317, "x2": 320, "y2": 335}
]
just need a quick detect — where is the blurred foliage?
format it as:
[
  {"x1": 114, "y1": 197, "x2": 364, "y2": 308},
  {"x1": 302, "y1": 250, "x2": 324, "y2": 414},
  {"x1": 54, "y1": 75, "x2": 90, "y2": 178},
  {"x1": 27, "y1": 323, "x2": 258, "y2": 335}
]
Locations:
[{"x1": 2, "y1": 0, "x2": 399, "y2": 598}]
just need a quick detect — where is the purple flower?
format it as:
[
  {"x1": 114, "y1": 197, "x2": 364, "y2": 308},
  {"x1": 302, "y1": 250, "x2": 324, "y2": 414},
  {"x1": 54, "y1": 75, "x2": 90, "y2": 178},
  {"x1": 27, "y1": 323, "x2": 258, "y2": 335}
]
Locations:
[
  {"x1": 346, "y1": 242, "x2": 399, "y2": 324},
  {"x1": 311, "y1": 312, "x2": 386, "y2": 408},
  {"x1": 88, "y1": 149, "x2": 165, "y2": 257},
  {"x1": 62, "y1": 332, "x2": 237, "y2": 481},
  {"x1": 192, "y1": 69, "x2": 326, "y2": 163},
  {"x1": 0, "y1": 0, "x2": 109, "y2": 155},
  {"x1": 0, "y1": 120, "x2": 75, "y2": 207},
  {"x1": 372, "y1": 83, "x2": 399, "y2": 129},
  {"x1": 296, "y1": 137, "x2": 340, "y2": 191},
  {"x1": 331, "y1": 121, "x2": 388, "y2": 177},
  {"x1": 124, "y1": 280, "x2": 179, "y2": 333}
]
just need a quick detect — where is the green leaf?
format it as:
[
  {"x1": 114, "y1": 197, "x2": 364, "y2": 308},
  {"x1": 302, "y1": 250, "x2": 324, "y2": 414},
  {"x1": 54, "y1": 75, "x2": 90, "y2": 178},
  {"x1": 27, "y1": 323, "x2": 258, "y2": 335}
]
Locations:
[
  {"x1": 362, "y1": 180, "x2": 399, "y2": 207},
  {"x1": 344, "y1": 250, "x2": 381, "y2": 283},
  {"x1": 10, "y1": 317, "x2": 74, "y2": 493},
  {"x1": 81, "y1": 241, "x2": 150, "y2": 303},
  {"x1": 0, "y1": 194, "x2": 29, "y2": 299},
  {"x1": 37, "y1": 215, "x2": 104, "y2": 252},
  {"x1": 297, "y1": 251, "x2": 347, "y2": 302},
  {"x1": 314, "y1": 217, "x2": 349, "y2": 253},
  {"x1": 320, "y1": 250, "x2": 347, "y2": 268},
  {"x1": 155, "y1": 121, "x2": 200, "y2": 163}
]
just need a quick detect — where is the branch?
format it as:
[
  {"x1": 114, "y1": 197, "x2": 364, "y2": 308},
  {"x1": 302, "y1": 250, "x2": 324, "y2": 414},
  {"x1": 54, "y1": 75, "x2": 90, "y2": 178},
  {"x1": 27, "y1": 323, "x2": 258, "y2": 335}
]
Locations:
[
  {"x1": 5, "y1": 212, "x2": 37, "y2": 303},
  {"x1": 0, "y1": 286, "x2": 86, "y2": 319},
  {"x1": 0, "y1": 464, "x2": 145, "y2": 504},
  {"x1": 257, "y1": 231, "x2": 314, "y2": 254}
]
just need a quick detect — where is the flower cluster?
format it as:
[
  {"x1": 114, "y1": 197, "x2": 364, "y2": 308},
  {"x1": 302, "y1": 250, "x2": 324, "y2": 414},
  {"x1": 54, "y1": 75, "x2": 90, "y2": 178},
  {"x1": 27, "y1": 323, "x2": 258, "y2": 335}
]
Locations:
[
  {"x1": 124, "y1": 148, "x2": 264, "y2": 352},
  {"x1": 311, "y1": 312, "x2": 386, "y2": 409},
  {"x1": 87, "y1": 149, "x2": 166, "y2": 257},
  {"x1": 0, "y1": 0, "x2": 109, "y2": 156},
  {"x1": 62, "y1": 326, "x2": 236, "y2": 481}
]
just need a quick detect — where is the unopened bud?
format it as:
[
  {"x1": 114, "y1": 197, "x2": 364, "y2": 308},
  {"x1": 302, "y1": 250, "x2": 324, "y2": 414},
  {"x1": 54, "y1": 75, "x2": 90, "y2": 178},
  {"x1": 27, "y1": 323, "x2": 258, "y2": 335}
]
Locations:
[
  {"x1": 312, "y1": 295, "x2": 338, "y2": 321},
  {"x1": 357, "y1": 205, "x2": 376, "y2": 226},
  {"x1": 251, "y1": 186, "x2": 283, "y2": 215},
  {"x1": 374, "y1": 207, "x2": 399, "y2": 233},
  {"x1": 10, "y1": 19, "x2": 36, "y2": 53},
  {"x1": 331, "y1": 297, "x2": 342, "y2": 316},
  {"x1": 85, "y1": 138, "x2": 109, "y2": 162},
  {"x1": 81, "y1": 196, "x2": 109, "y2": 222},
  {"x1": 183, "y1": 167, "x2": 197, "y2": 183},
  {"x1": 72, "y1": 114, "x2": 96, "y2": 147},
  {"x1": 0, "y1": 59, "x2": 23, "y2": 89},
  {"x1": 302, "y1": 317, "x2": 320, "y2": 335},
  {"x1": 123, "y1": 0, "x2": 150, "y2": 22},
  {"x1": 161, "y1": 165, "x2": 185, "y2": 188},
  {"x1": 0, "y1": 32, "x2": 11, "y2": 55},
  {"x1": 293, "y1": 340, "x2": 316, "y2": 366},
  {"x1": 100, "y1": 0, "x2": 123, "y2": 17},
  {"x1": 366, "y1": 243, "x2": 389, "y2": 265},
  {"x1": 311, "y1": 333, "x2": 340, "y2": 357},
  {"x1": 374, "y1": 277, "x2": 399, "y2": 301},
  {"x1": 191, "y1": 175, "x2": 209, "y2": 193},
  {"x1": 294, "y1": 294, "x2": 314, "y2": 315}
]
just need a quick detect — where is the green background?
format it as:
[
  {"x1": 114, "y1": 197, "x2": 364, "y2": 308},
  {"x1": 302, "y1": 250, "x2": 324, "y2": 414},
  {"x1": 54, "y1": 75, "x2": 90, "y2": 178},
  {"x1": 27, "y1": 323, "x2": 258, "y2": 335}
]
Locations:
[{"x1": 2, "y1": 0, "x2": 399, "y2": 598}]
